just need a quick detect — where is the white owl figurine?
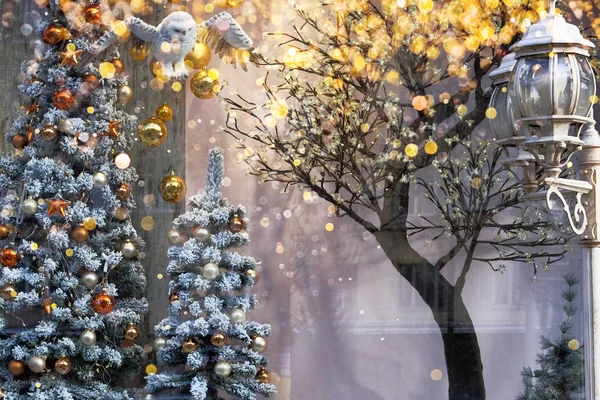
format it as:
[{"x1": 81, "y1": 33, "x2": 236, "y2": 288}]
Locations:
[{"x1": 89, "y1": 11, "x2": 254, "y2": 79}]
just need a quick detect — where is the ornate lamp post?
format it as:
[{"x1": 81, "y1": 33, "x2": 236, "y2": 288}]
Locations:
[{"x1": 493, "y1": 3, "x2": 600, "y2": 397}]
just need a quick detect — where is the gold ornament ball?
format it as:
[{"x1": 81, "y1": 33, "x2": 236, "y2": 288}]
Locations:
[
  {"x1": 114, "y1": 206, "x2": 129, "y2": 221},
  {"x1": 121, "y1": 241, "x2": 137, "y2": 259},
  {"x1": 138, "y1": 116, "x2": 168, "y2": 147},
  {"x1": 246, "y1": 269, "x2": 259, "y2": 284},
  {"x1": 123, "y1": 323, "x2": 140, "y2": 341},
  {"x1": 169, "y1": 291, "x2": 179, "y2": 302},
  {"x1": 83, "y1": 217, "x2": 97, "y2": 231},
  {"x1": 84, "y1": 4, "x2": 102, "y2": 24},
  {"x1": 53, "y1": 89, "x2": 75, "y2": 110},
  {"x1": 115, "y1": 182, "x2": 131, "y2": 200},
  {"x1": 54, "y1": 356, "x2": 72, "y2": 375},
  {"x1": 71, "y1": 225, "x2": 89, "y2": 244},
  {"x1": 182, "y1": 338, "x2": 199, "y2": 353},
  {"x1": 117, "y1": 86, "x2": 133, "y2": 104},
  {"x1": 12, "y1": 134, "x2": 27, "y2": 149},
  {"x1": 40, "y1": 124, "x2": 57, "y2": 141},
  {"x1": 161, "y1": 174, "x2": 187, "y2": 203},
  {"x1": 256, "y1": 367, "x2": 271, "y2": 384},
  {"x1": 8, "y1": 360, "x2": 25, "y2": 377},
  {"x1": 0, "y1": 224, "x2": 10, "y2": 240},
  {"x1": 156, "y1": 103, "x2": 173, "y2": 122},
  {"x1": 1, "y1": 284, "x2": 16, "y2": 301},
  {"x1": 184, "y1": 43, "x2": 211, "y2": 70},
  {"x1": 210, "y1": 332, "x2": 228, "y2": 347},
  {"x1": 190, "y1": 68, "x2": 220, "y2": 99},
  {"x1": 227, "y1": 0, "x2": 244, "y2": 7},
  {"x1": 228, "y1": 215, "x2": 246, "y2": 233},
  {"x1": 112, "y1": 59, "x2": 124, "y2": 74},
  {"x1": 130, "y1": 46, "x2": 149, "y2": 62}
]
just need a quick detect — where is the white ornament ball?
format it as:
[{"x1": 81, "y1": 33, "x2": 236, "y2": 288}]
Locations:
[
  {"x1": 251, "y1": 336, "x2": 268, "y2": 353},
  {"x1": 80, "y1": 329, "x2": 96, "y2": 346},
  {"x1": 154, "y1": 337, "x2": 168, "y2": 350},
  {"x1": 168, "y1": 229, "x2": 186, "y2": 246},
  {"x1": 27, "y1": 356, "x2": 46, "y2": 373},
  {"x1": 93, "y1": 172, "x2": 108, "y2": 188},
  {"x1": 121, "y1": 241, "x2": 137, "y2": 259},
  {"x1": 22, "y1": 199, "x2": 38, "y2": 216},
  {"x1": 202, "y1": 263, "x2": 220, "y2": 280},
  {"x1": 230, "y1": 309, "x2": 246, "y2": 324},
  {"x1": 194, "y1": 227, "x2": 211, "y2": 243},
  {"x1": 214, "y1": 361, "x2": 232, "y2": 378},
  {"x1": 81, "y1": 271, "x2": 99, "y2": 289}
]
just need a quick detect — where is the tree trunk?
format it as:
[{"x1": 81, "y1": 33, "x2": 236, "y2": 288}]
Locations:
[{"x1": 375, "y1": 229, "x2": 485, "y2": 400}]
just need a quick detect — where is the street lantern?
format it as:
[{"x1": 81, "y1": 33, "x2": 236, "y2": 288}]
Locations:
[{"x1": 508, "y1": 11, "x2": 596, "y2": 178}]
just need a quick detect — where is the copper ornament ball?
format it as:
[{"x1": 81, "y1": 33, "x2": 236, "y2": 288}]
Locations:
[
  {"x1": 40, "y1": 124, "x2": 57, "y2": 141},
  {"x1": 43, "y1": 24, "x2": 65, "y2": 45},
  {"x1": 123, "y1": 323, "x2": 140, "y2": 341},
  {"x1": 256, "y1": 367, "x2": 271, "y2": 384},
  {"x1": 83, "y1": 4, "x2": 102, "y2": 24},
  {"x1": 8, "y1": 360, "x2": 25, "y2": 377},
  {"x1": 181, "y1": 338, "x2": 199, "y2": 353},
  {"x1": 228, "y1": 215, "x2": 246, "y2": 233},
  {"x1": 210, "y1": 332, "x2": 228, "y2": 347},
  {"x1": 71, "y1": 225, "x2": 89, "y2": 244},
  {"x1": 115, "y1": 182, "x2": 131, "y2": 200},
  {"x1": 112, "y1": 59, "x2": 124, "y2": 74},
  {"x1": 54, "y1": 356, "x2": 72, "y2": 375},
  {"x1": 1, "y1": 284, "x2": 16, "y2": 301},
  {"x1": 92, "y1": 291, "x2": 115, "y2": 314},
  {"x1": 53, "y1": 89, "x2": 75, "y2": 110},
  {"x1": 0, "y1": 224, "x2": 10, "y2": 240},
  {"x1": 12, "y1": 134, "x2": 26, "y2": 149},
  {"x1": 0, "y1": 247, "x2": 20, "y2": 268},
  {"x1": 83, "y1": 74, "x2": 99, "y2": 90}
]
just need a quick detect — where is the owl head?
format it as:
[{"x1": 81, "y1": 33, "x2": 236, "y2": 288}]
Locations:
[{"x1": 160, "y1": 11, "x2": 197, "y2": 42}]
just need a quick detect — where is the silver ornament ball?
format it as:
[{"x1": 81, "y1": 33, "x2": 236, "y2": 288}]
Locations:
[
  {"x1": 92, "y1": 172, "x2": 108, "y2": 188},
  {"x1": 154, "y1": 337, "x2": 168, "y2": 350},
  {"x1": 121, "y1": 241, "x2": 137, "y2": 259},
  {"x1": 230, "y1": 309, "x2": 246, "y2": 324},
  {"x1": 214, "y1": 361, "x2": 232, "y2": 378},
  {"x1": 193, "y1": 227, "x2": 211, "y2": 243},
  {"x1": 202, "y1": 263, "x2": 220, "y2": 280},
  {"x1": 80, "y1": 329, "x2": 96, "y2": 346},
  {"x1": 251, "y1": 336, "x2": 268, "y2": 353},
  {"x1": 81, "y1": 271, "x2": 99, "y2": 289},
  {"x1": 22, "y1": 199, "x2": 38, "y2": 216},
  {"x1": 27, "y1": 356, "x2": 46, "y2": 373},
  {"x1": 168, "y1": 229, "x2": 186, "y2": 246}
]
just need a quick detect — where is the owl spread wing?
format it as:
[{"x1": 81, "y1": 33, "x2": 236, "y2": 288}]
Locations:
[
  {"x1": 89, "y1": 17, "x2": 158, "y2": 54},
  {"x1": 197, "y1": 11, "x2": 259, "y2": 71}
]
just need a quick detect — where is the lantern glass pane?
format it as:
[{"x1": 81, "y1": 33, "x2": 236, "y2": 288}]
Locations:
[
  {"x1": 575, "y1": 55, "x2": 595, "y2": 117},
  {"x1": 490, "y1": 86, "x2": 510, "y2": 139},
  {"x1": 515, "y1": 57, "x2": 552, "y2": 117},
  {"x1": 554, "y1": 54, "x2": 575, "y2": 115}
]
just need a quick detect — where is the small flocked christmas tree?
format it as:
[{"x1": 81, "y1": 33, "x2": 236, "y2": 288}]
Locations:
[
  {"x1": 0, "y1": 1, "x2": 147, "y2": 398},
  {"x1": 518, "y1": 274, "x2": 585, "y2": 400},
  {"x1": 146, "y1": 148, "x2": 275, "y2": 399}
]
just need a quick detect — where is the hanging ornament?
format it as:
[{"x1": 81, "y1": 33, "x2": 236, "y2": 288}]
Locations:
[
  {"x1": 22, "y1": 198, "x2": 38, "y2": 216},
  {"x1": 251, "y1": 335, "x2": 268, "y2": 353},
  {"x1": 228, "y1": 215, "x2": 246, "y2": 233},
  {"x1": 45, "y1": 196, "x2": 71, "y2": 217},
  {"x1": 27, "y1": 356, "x2": 46, "y2": 373},
  {"x1": 54, "y1": 356, "x2": 72, "y2": 375},
  {"x1": 156, "y1": 103, "x2": 173, "y2": 122},
  {"x1": 80, "y1": 329, "x2": 97, "y2": 346},
  {"x1": 8, "y1": 360, "x2": 25, "y2": 377},
  {"x1": 0, "y1": 248, "x2": 20, "y2": 268},
  {"x1": 154, "y1": 337, "x2": 168, "y2": 350},
  {"x1": 256, "y1": 367, "x2": 271, "y2": 384},
  {"x1": 193, "y1": 227, "x2": 211, "y2": 243},
  {"x1": 117, "y1": 86, "x2": 133, "y2": 104},
  {"x1": 230, "y1": 309, "x2": 246, "y2": 324},
  {"x1": 1, "y1": 284, "x2": 17, "y2": 300},
  {"x1": 169, "y1": 291, "x2": 179, "y2": 302},
  {"x1": 161, "y1": 173, "x2": 187, "y2": 203},
  {"x1": 184, "y1": 42, "x2": 211, "y2": 70},
  {"x1": 130, "y1": 45, "x2": 150, "y2": 62},
  {"x1": 53, "y1": 89, "x2": 75, "y2": 110},
  {"x1": 41, "y1": 289, "x2": 53, "y2": 314},
  {"x1": 71, "y1": 225, "x2": 89, "y2": 244},
  {"x1": 11, "y1": 134, "x2": 26, "y2": 149},
  {"x1": 92, "y1": 290, "x2": 115, "y2": 314},
  {"x1": 83, "y1": 217, "x2": 97, "y2": 231},
  {"x1": 59, "y1": 43, "x2": 83, "y2": 67},
  {"x1": 92, "y1": 172, "x2": 108, "y2": 189},
  {"x1": 202, "y1": 263, "x2": 220, "y2": 280},
  {"x1": 83, "y1": 74, "x2": 100, "y2": 90},
  {"x1": 84, "y1": 4, "x2": 102, "y2": 24},
  {"x1": 138, "y1": 116, "x2": 167, "y2": 147},
  {"x1": 210, "y1": 332, "x2": 228, "y2": 347},
  {"x1": 168, "y1": 229, "x2": 186, "y2": 245},
  {"x1": 246, "y1": 269, "x2": 259, "y2": 284},
  {"x1": 80, "y1": 271, "x2": 99, "y2": 289},
  {"x1": 181, "y1": 338, "x2": 199, "y2": 353},
  {"x1": 214, "y1": 361, "x2": 232, "y2": 378},
  {"x1": 190, "y1": 68, "x2": 220, "y2": 99},
  {"x1": 121, "y1": 241, "x2": 137, "y2": 259},
  {"x1": 0, "y1": 224, "x2": 11, "y2": 240},
  {"x1": 115, "y1": 182, "x2": 131, "y2": 200},
  {"x1": 104, "y1": 121, "x2": 120, "y2": 139},
  {"x1": 123, "y1": 323, "x2": 140, "y2": 341},
  {"x1": 40, "y1": 124, "x2": 57, "y2": 141},
  {"x1": 43, "y1": 24, "x2": 70, "y2": 45},
  {"x1": 112, "y1": 59, "x2": 124, "y2": 74}
]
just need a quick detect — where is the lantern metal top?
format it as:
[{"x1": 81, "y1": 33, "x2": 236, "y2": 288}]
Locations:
[
  {"x1": 490, "y1": 53, "x2": 516, "y2": 85},
  {"x1": 511, "y1": 13, "x2": 594, "y2": 57}
]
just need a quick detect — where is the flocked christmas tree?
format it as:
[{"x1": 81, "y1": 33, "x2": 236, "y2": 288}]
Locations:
[
  {"x1": 518, "y1": 274, "x2": 585, "y2": 400},
  {"x1": 0, "y1": 1, "x2": 147, "y2": 398},
  {"x1": 146, "y1": 148, "x2": 276, "y2": 399}
]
